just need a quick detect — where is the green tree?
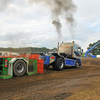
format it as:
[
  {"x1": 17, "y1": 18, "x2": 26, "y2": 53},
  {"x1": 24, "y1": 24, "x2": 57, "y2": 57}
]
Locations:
[
  {"x1": 81, "y1": 52, "x2": 85, "y2": 57},
  {"x1": 87, "y1": 40, "x2": 100, "y2": 55}
]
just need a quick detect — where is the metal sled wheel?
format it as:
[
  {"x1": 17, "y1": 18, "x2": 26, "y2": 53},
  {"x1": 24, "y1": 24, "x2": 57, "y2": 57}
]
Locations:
[{"x1": 13, "y1": 60, "x2": 27, "y2": 77}]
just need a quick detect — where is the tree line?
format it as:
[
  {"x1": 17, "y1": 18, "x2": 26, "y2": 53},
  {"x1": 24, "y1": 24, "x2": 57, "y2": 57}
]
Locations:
[{"x1": 0, "y1": 47, "x2": 57, "y2": 54}]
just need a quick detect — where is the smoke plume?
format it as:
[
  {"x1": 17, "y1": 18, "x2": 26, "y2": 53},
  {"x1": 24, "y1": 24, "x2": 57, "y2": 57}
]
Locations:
[
  {"x1": 0, "y1": 0, "x2": 77, "y2": 38},
  {"x1": 0, "y1": 0, "x2": 12, "y2": 11},
  {"x1": 29, "y1": 0, "x2": 77, "y2": 38},
  {"x1": 52, "y1": 20, "x2": 62, "y2": 37}
]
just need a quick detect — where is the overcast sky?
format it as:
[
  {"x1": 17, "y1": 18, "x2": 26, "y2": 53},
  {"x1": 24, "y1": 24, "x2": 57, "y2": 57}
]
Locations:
[{"x1": 0, "y1": 0, "x2": 100, "y2": 52}]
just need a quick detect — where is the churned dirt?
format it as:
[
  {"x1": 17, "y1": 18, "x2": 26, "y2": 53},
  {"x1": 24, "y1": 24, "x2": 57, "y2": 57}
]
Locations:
[{"x1": 0, "y1": 58, "x2": 100, "y2": 100}]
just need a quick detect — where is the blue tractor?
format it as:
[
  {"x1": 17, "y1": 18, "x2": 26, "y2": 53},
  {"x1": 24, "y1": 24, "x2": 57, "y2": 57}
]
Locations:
[{"x1": 40, "y1": 41, "x2": 83, "y2": 71}]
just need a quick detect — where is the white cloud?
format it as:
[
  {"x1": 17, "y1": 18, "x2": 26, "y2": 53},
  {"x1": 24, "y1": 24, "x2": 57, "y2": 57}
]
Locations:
[{"x1": 0, "y1": 0, "x2": 100, "y2": 53}]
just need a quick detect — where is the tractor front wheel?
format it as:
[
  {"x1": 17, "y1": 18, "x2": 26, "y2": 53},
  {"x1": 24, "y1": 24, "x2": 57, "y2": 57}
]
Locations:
[{"x1": 75, "y1": 60, "x2": 80, "y2": 68}]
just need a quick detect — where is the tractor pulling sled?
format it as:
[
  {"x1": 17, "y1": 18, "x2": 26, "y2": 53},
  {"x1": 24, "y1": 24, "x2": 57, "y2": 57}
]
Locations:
[
  {"x1": 0, "y1": 41, "x2": 83, "y2": 79},
  {"x1": 0, "y1": 54, "x2": 44, "y2": 79}
]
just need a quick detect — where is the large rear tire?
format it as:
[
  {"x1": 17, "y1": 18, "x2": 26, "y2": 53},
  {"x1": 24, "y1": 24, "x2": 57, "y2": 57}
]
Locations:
[
  {"x1": 13, "y1": 60, "x2": 27, "y2": 77},
  {"x1": 54, "y1": 58, "x2": 64, "y2": 71}
]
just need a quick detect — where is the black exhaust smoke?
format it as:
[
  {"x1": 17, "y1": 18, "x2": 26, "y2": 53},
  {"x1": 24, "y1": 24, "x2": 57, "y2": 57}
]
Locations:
[
  {"x1": 29, "y1": 0, "x2": 77, "y2": 38},
  {"x1": 0, "y1": 0, "x2": 77, "y2": 38}
]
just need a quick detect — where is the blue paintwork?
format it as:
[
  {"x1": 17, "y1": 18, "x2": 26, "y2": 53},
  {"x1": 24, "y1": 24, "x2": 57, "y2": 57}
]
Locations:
[
  {"x1": 65, "y1": 59, "x2": 76, "y2": 66},
  {"x1": 85, "y1": 41, "x2": 100, "y2": 58},
  {"x1": 65, "y1": 58, "x2": 82, "y2": 66},
  {"x1": 41, "y1": 55, "x2": 50, "y2": 65},
  {"x1": 41, "y1": 53, "x2": 82, "y2": 67}
]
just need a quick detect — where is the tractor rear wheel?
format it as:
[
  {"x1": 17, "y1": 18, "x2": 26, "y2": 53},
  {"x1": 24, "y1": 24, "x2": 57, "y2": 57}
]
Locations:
[
  {"x1": 54, "y1": 58, "x2": 64, "y2": 71},
  {"x1": 13, "y1": 60, "x2": 27, "y2": 77}
]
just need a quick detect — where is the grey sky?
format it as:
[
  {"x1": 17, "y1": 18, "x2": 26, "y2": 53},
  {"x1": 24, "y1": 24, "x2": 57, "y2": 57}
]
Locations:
[{"x1": 0, "y1": 0, "x2": 100, "y2": 51}]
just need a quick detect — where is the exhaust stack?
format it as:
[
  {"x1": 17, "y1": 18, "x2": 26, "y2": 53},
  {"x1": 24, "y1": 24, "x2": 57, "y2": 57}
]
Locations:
[{"x1": 57, "y1": 42, "x2": 59, "y2": 53}]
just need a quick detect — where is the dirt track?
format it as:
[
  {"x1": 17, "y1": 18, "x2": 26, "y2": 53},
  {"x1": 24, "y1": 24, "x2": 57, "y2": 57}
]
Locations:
[{"x1": 0, "y1": 58, "x2": 100, "y2": 100}]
